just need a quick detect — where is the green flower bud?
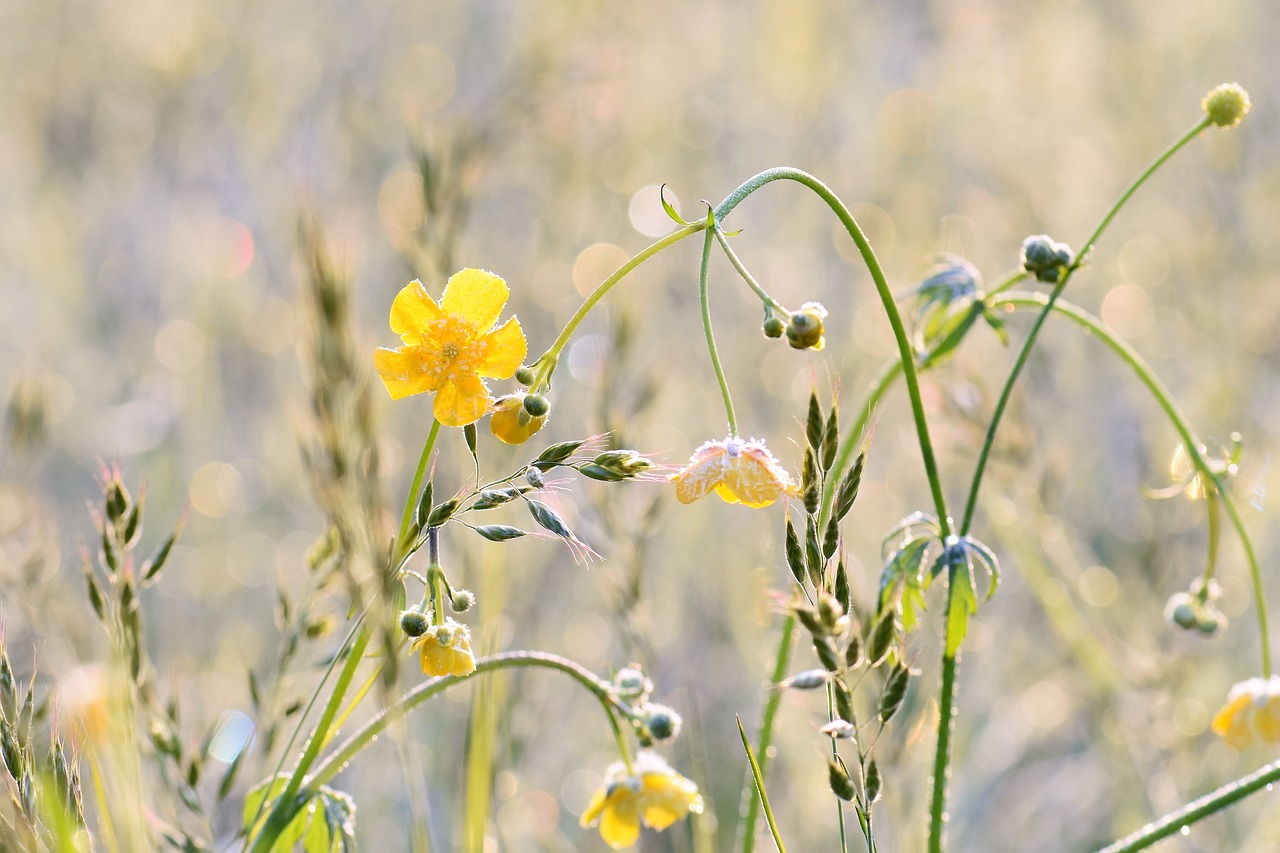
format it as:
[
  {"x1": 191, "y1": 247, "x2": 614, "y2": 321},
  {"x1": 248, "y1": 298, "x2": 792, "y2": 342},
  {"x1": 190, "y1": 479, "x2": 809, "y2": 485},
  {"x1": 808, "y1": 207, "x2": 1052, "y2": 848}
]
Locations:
[
  {"x1": 641, "y1": 704, "x2": 682, "y2": 741},
  {"x1": 451, "y1": 589, "x2": 476, "y2": 612},
  {"x1": 1202, "y1": 83, "x2": 1250, "y2": 129},
  {"x1": 786, "y1": 303, "x2": 828, "y2": 351},
  {"x1": 1020, "y1": 235, "x2": 1073, "y2": 284},
  {"x1": 614, "y1": 666, "x2": 652, "y2": 700},
  {"x1": 514, "y1": 366, "x2": 536, "y2": 386},
  {"x1": 1164, "y1": 592, "x2": 1199, "y2": 631},
  {"x1": 523, "y1": 393, "x2": 550, "y2": 417},
  {"x1": 763, "y1": 315, "x2": 785, "y2": 338},
  {"x1": 400, "y1": 610, "x2": 430, "y2": 638}
]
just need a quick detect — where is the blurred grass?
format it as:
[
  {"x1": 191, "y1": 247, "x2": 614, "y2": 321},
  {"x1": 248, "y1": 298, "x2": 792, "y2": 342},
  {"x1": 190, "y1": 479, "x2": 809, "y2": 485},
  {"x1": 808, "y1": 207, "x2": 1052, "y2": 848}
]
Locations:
[{"x1": 3, "y1": 0, "x2": 1280, "y2": 849}]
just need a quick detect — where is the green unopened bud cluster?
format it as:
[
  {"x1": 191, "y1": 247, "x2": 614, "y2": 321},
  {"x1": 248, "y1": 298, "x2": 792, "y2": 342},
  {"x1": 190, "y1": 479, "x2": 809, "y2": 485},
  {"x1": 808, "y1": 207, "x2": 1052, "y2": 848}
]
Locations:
[
  {"x1": 1164, "y1": 578, "x2": 1227, "y2": 636},
  {"x1": 1020, "y1": 235, "x2": 1073, "y2": 284}
]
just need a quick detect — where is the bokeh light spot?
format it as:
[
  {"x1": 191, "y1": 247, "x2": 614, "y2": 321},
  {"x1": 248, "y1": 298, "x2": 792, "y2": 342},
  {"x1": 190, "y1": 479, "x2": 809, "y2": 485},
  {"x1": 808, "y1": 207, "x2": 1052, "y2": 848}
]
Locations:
[
  {"x1": 629, "y1": 185, "x2": 678, "y2": 237},
  {"x1": 1100, "y1": 284, "x2": 1153, "y2": 339},
  {"x1": 572, "y1": 243, "x2": 628, "y2": 297}
]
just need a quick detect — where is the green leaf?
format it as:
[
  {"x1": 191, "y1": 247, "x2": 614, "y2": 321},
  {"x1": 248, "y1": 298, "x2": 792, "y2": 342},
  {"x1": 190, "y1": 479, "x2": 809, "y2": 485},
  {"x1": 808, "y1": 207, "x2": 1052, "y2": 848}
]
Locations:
[
  {"x1": 659, "y1": 183, "x2": 691, "y2": 226},
  {"x1": 736, "y1": 717, "x2": 788, "y2": 853}
]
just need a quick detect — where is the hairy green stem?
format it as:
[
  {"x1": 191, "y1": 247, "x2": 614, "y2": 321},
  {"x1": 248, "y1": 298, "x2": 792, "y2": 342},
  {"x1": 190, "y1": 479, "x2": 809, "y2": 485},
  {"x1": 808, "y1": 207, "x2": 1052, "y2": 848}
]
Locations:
[
  {"x1": 306, "y1": 651, "x2": 628, "y2": 789},
  {"x1": 928, "y1": 584, "x2": 960, "y2": 853},
  {"x1": 714, "y1": 226, "x2": 785, "y2": 311},
  {"x1": 1095, "y1": 757, "x2": 1280, "y2": 853},
  {"x1": 712, "y1": 168, "x2": 951, "y2": 535},
  {"x1": 699, "y1": 219, "x2": 738, "y2": 434},
  {"x1": 739, "y1": 614, "x2": 797, "y2": 853},
  {"x1": 818, "y1": 356, "x2": 903, "y2": 528},
  {"x1": 398, "y1": 419, "x2": 442, "y2": 549},
  {"x1": 250, "y1": 421, "x2": 443, "y2": 849},
  {"x1": 993, "y1": 292, "x2": 1270, "y2": 674},
  {"x1": 532, "y1": 223, "x2": 703, "y2": 386},
  {"x1": 248, "y1": 628, "x2": 371, "y2": 853},
  {"x1": 959, "y1": 117, "x2": 1210, "y2": 536}
]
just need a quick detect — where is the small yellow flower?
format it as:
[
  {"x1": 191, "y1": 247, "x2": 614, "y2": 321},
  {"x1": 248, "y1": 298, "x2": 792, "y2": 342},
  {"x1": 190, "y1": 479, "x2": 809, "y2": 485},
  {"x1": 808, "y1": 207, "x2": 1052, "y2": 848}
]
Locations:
[
  {"x1": 579, "y1": 752, "x2": 704, "y2": 849},
  {"x1": 374, "y1": 269, "x2": 527, "y2": 427},
  {"x1": 1211, "y1": 677, "x2": 1280, "y2": 749},
  {"x1": 411, "y1": 619, "x2": 476, "y2": 678},
  {"x1": 489, "y1": 393, "x2": 548, "y2": 445},
  {"x1": 671, "y1": 435, "x2": 799, "y2": 508}
]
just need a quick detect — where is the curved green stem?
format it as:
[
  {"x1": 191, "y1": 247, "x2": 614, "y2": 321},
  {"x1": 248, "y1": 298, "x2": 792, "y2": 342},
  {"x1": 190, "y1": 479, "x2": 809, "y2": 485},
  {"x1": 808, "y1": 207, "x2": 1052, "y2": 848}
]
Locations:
[
  {"x1": 959, "y1": 117, "x2": 1211, "y2": 536},
  {"x1": 818, "y1": 356, "x2": 903, "y2": 529},
  {"x1": 248, "y1": 628, "x2": 371, "y2": 853},
  {"x1": 305, "y1": 651, "x2": 630, "y2": 789},
  {"x1": 699, "y1": 218, "x2": 738, "y2": 434},
  {"x1": 532, "y1": 223, "x2": 704, "y2": 388},
  {"x1": 1095, "y1": 757, "x2": 1280, "y2": 853},
  {"x1": 714, "y1": 226, "x2": 785, "y2": 311},
  {"x1": 250, "y1": 421, "x2": 444, "y2": 850},
  {"x1": 738, "y1": 614, "x2": 797, "y2": 853},
  {"x1": 993, "y1": 292, "x2": 1270, "y2": 675},
  {"x1": 712, "y1": 168, "x2": 951, "y2": 535},
  {"x1": 1204, "y1": 490, "x2": 1221, "y2": 582}
]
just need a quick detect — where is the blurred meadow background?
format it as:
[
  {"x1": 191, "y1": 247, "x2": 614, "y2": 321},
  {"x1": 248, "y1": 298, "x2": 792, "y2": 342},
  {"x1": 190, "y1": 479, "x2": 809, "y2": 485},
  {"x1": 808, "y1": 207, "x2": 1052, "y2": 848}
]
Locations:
[{"x1": 4, "y1": 0, "x2": 1280, "y2": 850}]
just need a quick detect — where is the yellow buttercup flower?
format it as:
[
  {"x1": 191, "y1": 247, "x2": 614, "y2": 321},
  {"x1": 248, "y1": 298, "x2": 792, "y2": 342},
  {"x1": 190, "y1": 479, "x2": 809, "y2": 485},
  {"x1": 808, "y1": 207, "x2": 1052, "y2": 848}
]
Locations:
[
  {"x1": 411, "y1": 619, "x2": 476, "y2": 678},
  {"x1": 489, "y1": 393, "x2": 548, "y2": 445},
  {"x1": 579, "y1": 752, "x2": 703, "y2": 849},
  {"x1": 1211, "y1": 677, "x2": 1280, "y2": 749},
  {"x1": 374, "y1": 269, "x2": 527, "y2": 427},
  {"x1": 671, "y1": 435, "x2": 799, "y2": 508}
]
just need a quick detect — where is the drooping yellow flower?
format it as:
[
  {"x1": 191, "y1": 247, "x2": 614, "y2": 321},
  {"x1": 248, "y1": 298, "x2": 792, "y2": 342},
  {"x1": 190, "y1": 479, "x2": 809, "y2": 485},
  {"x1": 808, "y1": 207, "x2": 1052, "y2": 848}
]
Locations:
[
  {"x1": 411, "y1": 620, "x2": 476, "y2": 678},
  {"x1": 579, "y1": 752, "x2": 703, "y2": 849},
  {"x1": 374, "y1": 269, "x2": 526, "y2": 427},
  {"x1": 671, "y1": 435, "x2": 799, "y2": 508},
  {"x1": 1211, "y1": 677, "x2": 1280, "y2": 749},
  {"x1": 489, "y1": 392, "x2": 548, "y2": 445}
]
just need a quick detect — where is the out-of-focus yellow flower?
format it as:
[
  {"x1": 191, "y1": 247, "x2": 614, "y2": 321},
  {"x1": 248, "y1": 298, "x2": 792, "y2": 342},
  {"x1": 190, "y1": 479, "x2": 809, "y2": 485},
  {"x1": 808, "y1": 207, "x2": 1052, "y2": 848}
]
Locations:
[
  {"x1": 1211, "y1": 677, "x2": 1280, "y2": 749},
  {"x1": 579, "y1": 752, "x2": 703, "y2": 849},
  {"x1": 374, "y1": 269, "x2": 526, "y2": 427},
  {"x1": 671, "y1": 435, "x2": 799, "y2": 508},
  {"x1": 411, "y1": 619, "x2": 476, "y2": 678},
  {"x1": 489, "y1": 393, "x2": 547, "y2": 445}
]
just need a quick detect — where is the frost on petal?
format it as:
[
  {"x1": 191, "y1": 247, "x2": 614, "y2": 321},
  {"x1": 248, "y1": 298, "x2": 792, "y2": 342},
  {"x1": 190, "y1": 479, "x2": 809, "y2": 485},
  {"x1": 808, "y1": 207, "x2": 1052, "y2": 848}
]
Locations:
[
  {"x1": 672, "y1": 446, "x2": 726, "y2": 504},
  {"x1": 374, "y1": 346, "x2": 441, "y2": 400},
  {"x1": 440, "y1": 268, "x2": 509, "y2": 332},
  {"x1": 389, "y1": 280, "x2": 444, "y2": 345},
  {"x1": 475, "y1": 315, "x2": 527, "y2": 379},
  {"x1": 433, "y1": 374, "x2": 491, "y2": 427}
]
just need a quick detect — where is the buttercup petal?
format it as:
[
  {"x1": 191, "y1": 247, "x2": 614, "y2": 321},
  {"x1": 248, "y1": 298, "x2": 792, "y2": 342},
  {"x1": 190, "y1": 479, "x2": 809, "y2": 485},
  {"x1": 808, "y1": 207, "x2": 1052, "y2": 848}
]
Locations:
[
  {"x1": 598, "y1": 795, "x2": 641, "y2": 849},
  {"x1": 389, "y1": 280, "x2": 444, "y2": 345},
  {"x1": 1256, "y1": 698, "x2": 1280, "y2": 743},
  {"x1": 475, "y1": 316, "x2": 527, "y2": 378},
  {"x1": 1212, "y1": 694, "x2": 1255, "y2": 749},
  {"x1": 375, "y1": 346, "x2": 442, "y2": 400},
  {"x1": 579, "y1": 789, "x2": 608, "y2": 828},
  {"x1": 433, "y1": 375, "x2": 492, "y2": 427},
  {"x1": 440, "y1": 268, "x2": 509, "y2": 332}
]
